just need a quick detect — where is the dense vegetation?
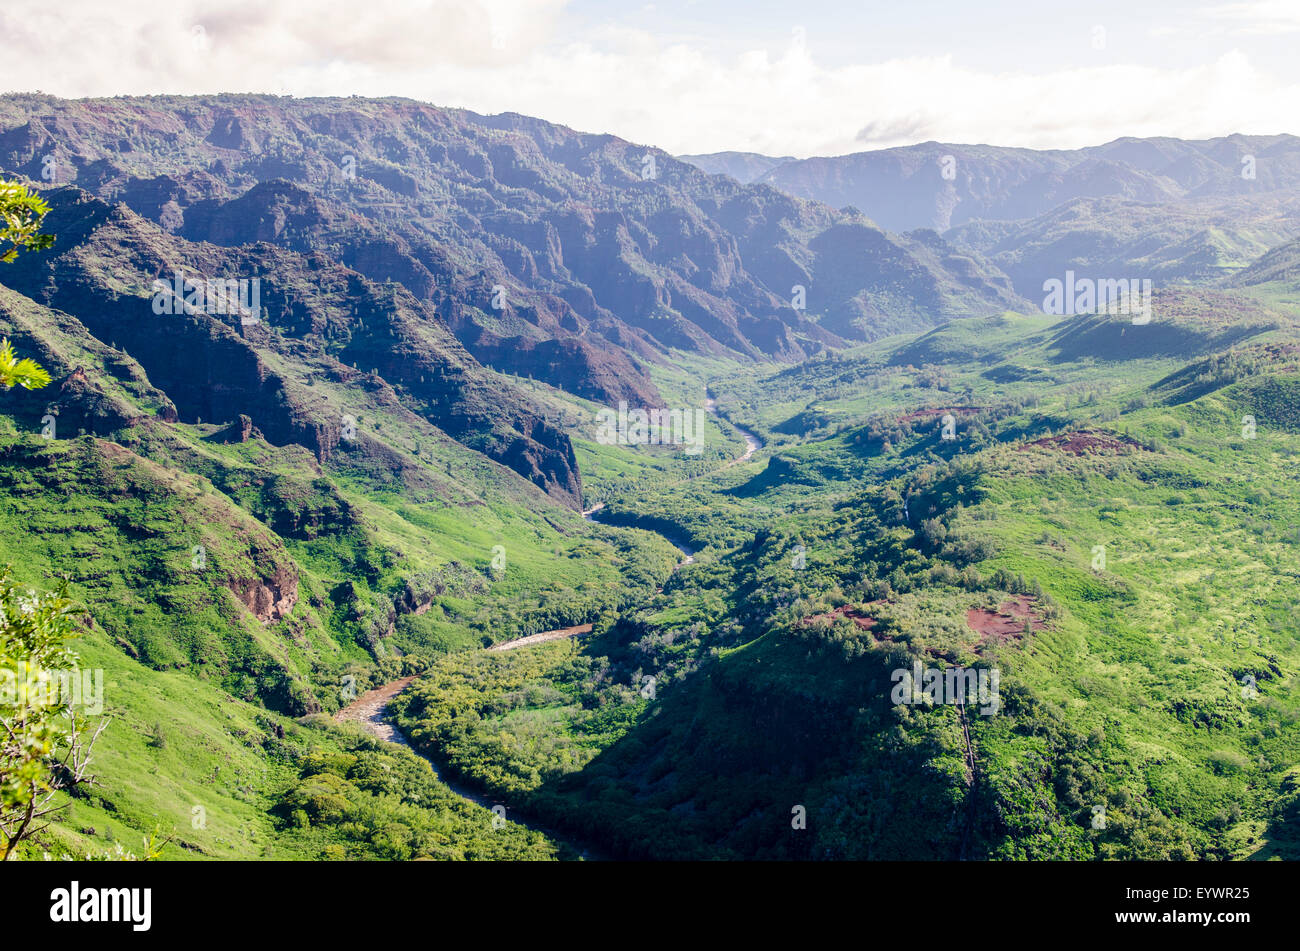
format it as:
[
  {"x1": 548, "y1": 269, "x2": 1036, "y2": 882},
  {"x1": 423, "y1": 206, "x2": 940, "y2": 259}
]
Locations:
[
  {"x1": 394, "y1": 304, "x2": 1300, "y2": 860},
  {"x1": 1, "y1": 98, "x2": 1299, "y2": 861}
]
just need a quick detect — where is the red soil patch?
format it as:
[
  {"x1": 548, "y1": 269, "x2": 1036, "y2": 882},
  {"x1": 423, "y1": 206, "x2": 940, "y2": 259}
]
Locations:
[
  {"x1": 801, "y1": 597, "x2": 1044, "y2": 660},
  {"x1": 898, "y1": 406, "x2": 982, "y2": 424},
  {"x1": 965, "y1": 595, "x2": 1046, "y2": 649},
  {"x1": 1019, "y1": 429, "x2": 1142, "y2": 455}
]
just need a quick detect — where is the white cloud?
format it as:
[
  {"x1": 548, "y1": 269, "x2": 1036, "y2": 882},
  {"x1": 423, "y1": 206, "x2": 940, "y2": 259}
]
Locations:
[
  {"x1": 0, "y1": 0, "x2": 1296, "y2": 157},
  {"x1": 1201, "y1": 1, "x2": 1300, "y2": 35}
]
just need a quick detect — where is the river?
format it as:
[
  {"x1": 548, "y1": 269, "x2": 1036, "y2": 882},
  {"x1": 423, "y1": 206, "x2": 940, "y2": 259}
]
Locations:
[
  {"x1": 704, "y1": 394, "x2": 763, "y2": 465},
  {"x1": 332, "y1": 390, "x2": 765, "y2": 858},
  {"x1": 336, "y1": 672, "x2": 608, "y2": 860},
  {"x1": 579, "y1": 393, "x2": 764, "y2": 564}
]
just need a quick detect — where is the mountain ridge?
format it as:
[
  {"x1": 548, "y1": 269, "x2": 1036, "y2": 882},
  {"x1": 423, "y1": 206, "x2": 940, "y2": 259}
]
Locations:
[
  {"x1": 681, "y1": 134, "x2": 1300, "y2": 234},
  {"x1": 0, "y1": 93, "x2": 1027, "y2": 398}
]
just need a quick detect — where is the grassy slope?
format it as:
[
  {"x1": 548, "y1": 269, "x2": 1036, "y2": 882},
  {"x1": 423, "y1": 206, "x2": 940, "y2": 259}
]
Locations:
[{"x1": 0, "y1": 282, "x2": 674, "y2": 859}]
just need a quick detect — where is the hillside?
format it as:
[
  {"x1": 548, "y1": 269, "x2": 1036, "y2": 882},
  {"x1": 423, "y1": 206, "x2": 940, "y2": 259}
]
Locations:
[
  {"x1": 0, "y1": 185, "x2": 584, "y2": 507},
  {"x1": 0, "y1": 213, "x2": 681, "y2": 858},
  {"x1": 1229, "y1": 234, "x2": 1300, "y2": 290}
]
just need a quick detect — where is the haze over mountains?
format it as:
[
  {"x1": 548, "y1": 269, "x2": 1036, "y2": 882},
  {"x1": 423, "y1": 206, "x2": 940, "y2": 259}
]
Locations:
[
  {"x1": 681, "y1": 135, "x2": 1300, "y2": 304},
  {"x1": 684, "y1": 136, "x2": 1300, "y2": 230},
  {"x1": 676, "y1": 151, "x2": 797, "y2": 185}
]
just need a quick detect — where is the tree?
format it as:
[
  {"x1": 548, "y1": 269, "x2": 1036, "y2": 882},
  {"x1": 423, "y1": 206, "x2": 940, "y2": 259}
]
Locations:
[
  {"x1": 0, "y1": 178, "x2": 55, "y2": 392},
  {"x1": 0, "y1": 178, "x2": 54, "y2": 263},
  {"x1": 0, "y1": 338, "x2": 50, "y2": 391},
  {"x1": 0, "y1": 570, "x2": 107, "y2": 860}
]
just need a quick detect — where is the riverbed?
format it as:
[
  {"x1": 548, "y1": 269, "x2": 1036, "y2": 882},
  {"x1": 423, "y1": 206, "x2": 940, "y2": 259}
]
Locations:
[{"x1": 332, "y1": 389, "x2": 764, "y2": 859}]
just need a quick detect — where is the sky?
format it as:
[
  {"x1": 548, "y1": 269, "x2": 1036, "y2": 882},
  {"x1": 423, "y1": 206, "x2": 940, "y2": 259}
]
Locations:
[{"x1": 2, "y1": 0, "x2": 1299, "y2": 157}]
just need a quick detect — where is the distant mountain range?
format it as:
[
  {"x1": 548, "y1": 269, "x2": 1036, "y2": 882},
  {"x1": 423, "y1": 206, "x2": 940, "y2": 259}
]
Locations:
[
  {"x1": 681, "y1": 135, "x2": 1300, "y2": 300},
  {"x1": 682, "y1": 135, "x2": 1300, "y2": 232},
  {"x1": 948, "y1": 192, "x2": 1300, "y2": 299},
  {"x1": 675, "y1": 151, "x2": 796, "y2": 184}
]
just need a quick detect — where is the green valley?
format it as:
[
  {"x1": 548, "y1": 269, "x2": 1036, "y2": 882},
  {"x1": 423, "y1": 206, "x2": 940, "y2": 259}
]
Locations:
[{"x1": 1, "y1": 93, "x2": 1298, "y2": 867}]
